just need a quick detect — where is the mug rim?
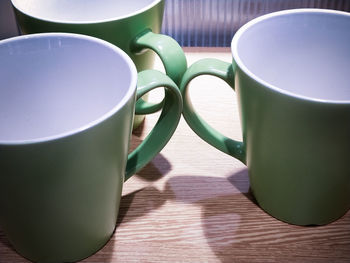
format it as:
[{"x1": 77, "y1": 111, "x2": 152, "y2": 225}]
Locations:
[
  {"x1": 0, "y1": 33, "x2": 137, "y2": 146},
  {"x1": 11, "y1": 0, "x2": 162, "y2": 24},
  {"x1": 231, "y1": 8, "x2": 350, "y2": 104}
]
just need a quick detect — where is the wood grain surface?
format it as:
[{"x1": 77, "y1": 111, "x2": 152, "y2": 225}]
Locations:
[{"x1": 1, "y1": 48, "x2": 349, "y2": 263}]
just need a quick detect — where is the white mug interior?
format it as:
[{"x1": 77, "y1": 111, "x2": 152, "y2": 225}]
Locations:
[
  {"x1": 232, "y1": 9, "x2": 350, "y2": 102},
  {"x1": 11, "y1": 0, "x2": 160, "y2": 23},
  {"x1": 0, "y1": 33, "x2": 136, "y2": 143}
]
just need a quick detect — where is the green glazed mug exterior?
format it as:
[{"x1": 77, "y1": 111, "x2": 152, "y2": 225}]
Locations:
[
  {"x1": 11, "y1": 0, "x2": 187, "y2": 129},
  {"x1": 0, "y1": 33, "x2": 183, "y2": 262},
  {"x1": 180, "y1": 9, "x2": 350, "y2": 226}
]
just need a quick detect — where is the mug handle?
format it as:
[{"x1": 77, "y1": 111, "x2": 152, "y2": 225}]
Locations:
[
  {"x1": 130, "y1": 30, "x2": 187, "y2": 114},
  {"x1": 180, "y1": 58, "x2": 246, "y2": 164},
  {"x1": 131, "y1": 30, "x2": 187, "y2": 85},
  {"x1": 125, "y1": 69, "x2": 183, "y2": 180}
]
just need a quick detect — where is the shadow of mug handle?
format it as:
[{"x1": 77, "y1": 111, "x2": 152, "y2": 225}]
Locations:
[{"x1": 180, "y1": 58, "x2": 246, "y2": 164}]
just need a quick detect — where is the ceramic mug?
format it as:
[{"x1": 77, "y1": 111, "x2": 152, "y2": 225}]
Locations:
[
  {"x1": 180, "y1": 9, "x2": 350, "y2": 226},
  {"x1": 0, "y1": 33, "x2": 182, "y2": 262},
  {"x1": 11, "y1": 0, "x2": 187, "y2": 129}
]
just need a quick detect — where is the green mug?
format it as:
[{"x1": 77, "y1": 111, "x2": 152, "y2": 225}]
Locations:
[
  {"x1": 180, "y1": 9, "x2": 350, "y2": 226},
  {"x1": 0, "y1": 33, "x2": 182, "y2": 262},
  {"x1": 11, "y1": 0, "x2": 187, "y2": 129}
]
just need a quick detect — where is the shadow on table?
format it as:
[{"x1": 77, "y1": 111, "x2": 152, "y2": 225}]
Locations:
[
  {"x1": 101, "y1": 168, "x2": 259, "y2": 262},
  {"x1": 84, "y1": 186, "x2": 165, "y2": 263},
  {"x1": 161, "y1": 170, "x2": 350, "y2": 262},
  {"x1": 0, "y1": 226, "x2": 15, "y2": 251},
  {"x1": 116, "y1": 186, "x2": 166, "y2": 228},
  {"x1": 113, "y1": 166, "x2": 271, "y2": 262},
  {"x1": 161, "y1": 168, "x2": 276, "y2": 263},
  {"x1": 91, "y1": 164, "x2": 261, "y2": 262}
]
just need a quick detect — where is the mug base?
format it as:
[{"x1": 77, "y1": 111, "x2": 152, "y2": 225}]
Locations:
[
  {"x1": 256, "y1": 199, "x2": 350, "y2": 226},
  {"x1": 9, "y1": 227, "x2": 117, "y2": 263}
]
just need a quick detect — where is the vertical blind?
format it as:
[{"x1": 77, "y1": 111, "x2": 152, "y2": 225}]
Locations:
[
  {"x1": 1, "y1": 0, "x2": 350, "y2": 46},
  {"x1": 162, "y1": 0, "x2": 350, "y2": 46}
]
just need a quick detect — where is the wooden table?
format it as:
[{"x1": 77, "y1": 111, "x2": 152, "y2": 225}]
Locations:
[{"x1": 1, "y1": 48, "x2": 349, "y2": 262}]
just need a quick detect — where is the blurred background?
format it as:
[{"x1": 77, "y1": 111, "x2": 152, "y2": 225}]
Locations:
[{"x1": 1, "y1": 0, "x2": 350, "y2": 46}]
